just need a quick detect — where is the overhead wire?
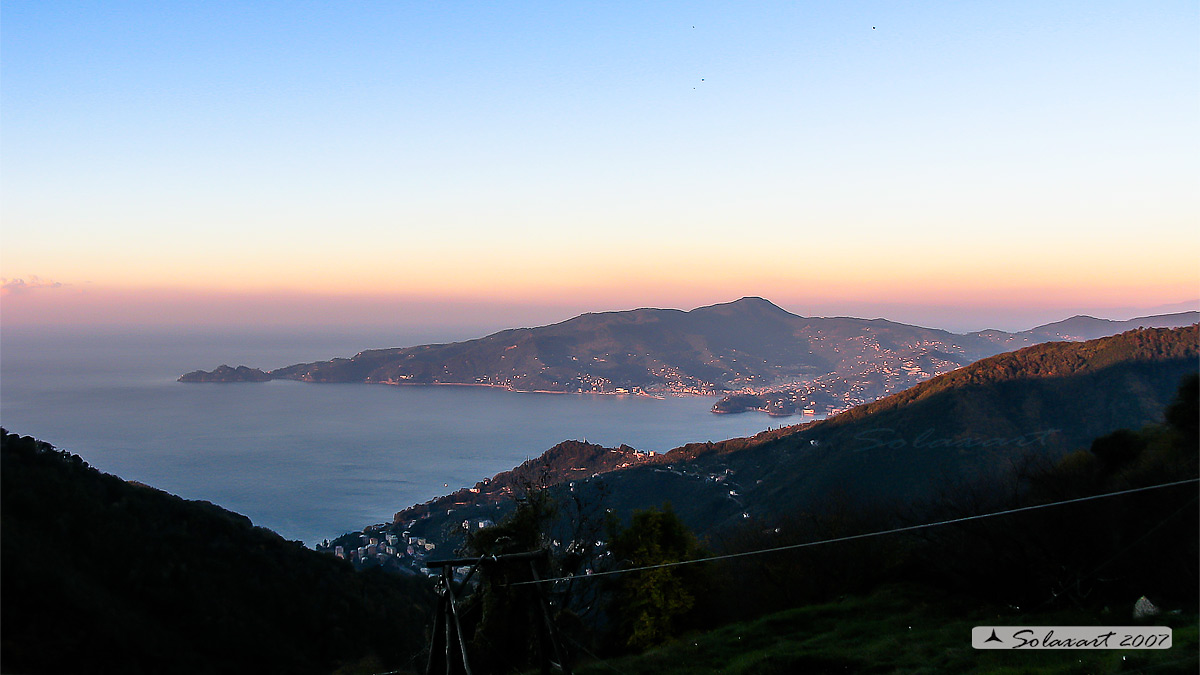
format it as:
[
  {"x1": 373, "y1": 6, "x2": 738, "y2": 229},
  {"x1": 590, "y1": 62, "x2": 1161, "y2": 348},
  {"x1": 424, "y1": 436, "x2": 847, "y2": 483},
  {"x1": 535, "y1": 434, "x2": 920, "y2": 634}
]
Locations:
[{"x1": 511, "y1": 477, "x2": 1200, "y2": 587}]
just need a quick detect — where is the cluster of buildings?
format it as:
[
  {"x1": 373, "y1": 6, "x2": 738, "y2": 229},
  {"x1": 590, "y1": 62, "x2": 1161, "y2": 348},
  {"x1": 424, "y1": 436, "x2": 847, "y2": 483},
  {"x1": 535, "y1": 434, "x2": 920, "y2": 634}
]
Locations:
[
  {"x1": 731, "y1": 345, "x2": 972, "y2": 417},
  {"x1": 330, "y1": 531, "x2": 435, "y2": 564},
  {"x1": 321, "y1": 516, "x2": 500, "y2": 574}
]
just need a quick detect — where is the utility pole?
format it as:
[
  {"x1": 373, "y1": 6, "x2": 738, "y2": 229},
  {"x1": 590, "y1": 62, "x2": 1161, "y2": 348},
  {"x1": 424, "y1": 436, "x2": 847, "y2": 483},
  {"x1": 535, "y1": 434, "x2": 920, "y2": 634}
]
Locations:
[{"x1": 423, "y1": 550, "x2": 572, "y2": 675}]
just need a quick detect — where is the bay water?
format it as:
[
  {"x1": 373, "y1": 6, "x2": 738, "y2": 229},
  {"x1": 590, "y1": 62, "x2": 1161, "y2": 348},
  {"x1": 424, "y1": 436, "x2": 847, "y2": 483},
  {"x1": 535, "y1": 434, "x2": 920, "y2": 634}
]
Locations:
[{"x1": 0, "y1": 325, "x2": 786, "y2": 545}]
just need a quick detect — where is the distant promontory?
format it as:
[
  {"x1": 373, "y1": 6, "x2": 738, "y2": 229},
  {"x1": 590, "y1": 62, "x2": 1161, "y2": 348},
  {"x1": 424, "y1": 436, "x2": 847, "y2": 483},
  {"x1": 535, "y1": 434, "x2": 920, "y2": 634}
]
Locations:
[
  {"x1": 176, "y1": 297, "x2": 1198, "y2": 415},
  {"x1": 178, "y1": 365, "x2": 272, "y2": 383}
]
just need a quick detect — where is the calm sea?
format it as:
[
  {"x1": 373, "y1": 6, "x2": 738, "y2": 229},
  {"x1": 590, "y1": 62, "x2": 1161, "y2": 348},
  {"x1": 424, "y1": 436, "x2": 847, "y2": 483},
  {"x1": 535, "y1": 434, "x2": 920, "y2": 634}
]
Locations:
[{"x1": 0, "y1": 325, "x2": 788, "y2": 545}]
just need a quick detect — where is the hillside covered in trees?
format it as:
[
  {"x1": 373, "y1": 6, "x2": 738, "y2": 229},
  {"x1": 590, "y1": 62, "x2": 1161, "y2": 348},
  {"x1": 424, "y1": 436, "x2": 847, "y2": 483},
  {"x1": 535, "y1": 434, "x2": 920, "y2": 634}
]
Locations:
[
  {"x1": 392, "y1": 326, "x2": 1199, "y2": 548},
  {"x1": 0, "y1": 430, "x2": 433, "y2": 675},
  {"x1": 392, "y1": 372, "x2": 1199, "y2": 673}
]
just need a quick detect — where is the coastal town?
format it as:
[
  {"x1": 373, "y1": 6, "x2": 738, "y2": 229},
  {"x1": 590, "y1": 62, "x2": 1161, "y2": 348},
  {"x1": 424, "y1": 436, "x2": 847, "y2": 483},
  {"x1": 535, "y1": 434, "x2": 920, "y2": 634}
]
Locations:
[
  {"x1": 316, "y1": 523, "x2": 491, "y2": 575},
  {"x1": 315, "y1": 440, "x2": 662, "y2": 574},
  {"x1": 711, "y1": 346, "x2": 967, "y2": 415},
  {"x1": 315, "y1": 456, "x2": 753, "y2": 577}
]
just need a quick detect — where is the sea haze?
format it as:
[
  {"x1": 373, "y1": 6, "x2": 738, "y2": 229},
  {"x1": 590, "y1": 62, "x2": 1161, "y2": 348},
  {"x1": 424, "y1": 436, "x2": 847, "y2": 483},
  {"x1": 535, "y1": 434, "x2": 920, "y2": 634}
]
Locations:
[{"x1": 0, "y1": 326, "x2": 790, "y2": 545}]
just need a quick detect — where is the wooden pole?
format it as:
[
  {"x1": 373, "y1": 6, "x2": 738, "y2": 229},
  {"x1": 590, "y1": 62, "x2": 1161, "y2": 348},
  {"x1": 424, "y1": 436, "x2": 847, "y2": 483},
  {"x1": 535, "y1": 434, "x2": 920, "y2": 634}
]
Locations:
[
  {"x1": 443, "y1": 564, "x2": 475, "y2": 675},
  {"x1": 421, "y1": 550, "x2": 572, "y2": 674},
  {"x1": 424, "y1": 583, "x2": 445, "y2": 675}
]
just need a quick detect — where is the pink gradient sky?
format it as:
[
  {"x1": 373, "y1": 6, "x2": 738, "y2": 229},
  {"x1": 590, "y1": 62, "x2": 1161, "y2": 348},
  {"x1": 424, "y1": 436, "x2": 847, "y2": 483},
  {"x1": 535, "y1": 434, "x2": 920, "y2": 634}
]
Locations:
[
  {"x1": 3, "y1": 2, "x2": 1197, "y2": 335},
  {"x1": 3, "y1": 279, "x2": 1196, "y2": 335}
]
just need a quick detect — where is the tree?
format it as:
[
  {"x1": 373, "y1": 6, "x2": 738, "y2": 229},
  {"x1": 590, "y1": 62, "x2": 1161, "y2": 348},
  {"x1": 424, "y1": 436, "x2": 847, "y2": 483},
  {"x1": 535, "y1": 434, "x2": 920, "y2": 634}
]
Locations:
[
  {"x1": 606, "y1": 504, "x2": 708, "y2": 651},
  {"x1": 454, "y1": 487, "x2": 563, "y2": 673}
]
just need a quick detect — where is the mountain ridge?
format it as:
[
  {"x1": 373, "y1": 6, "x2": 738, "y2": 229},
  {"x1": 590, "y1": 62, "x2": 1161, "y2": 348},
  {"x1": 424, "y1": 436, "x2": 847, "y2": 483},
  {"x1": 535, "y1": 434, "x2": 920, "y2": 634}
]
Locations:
[{"x1": 179, "y1": 298, "x2": 1198, "y2": 416}]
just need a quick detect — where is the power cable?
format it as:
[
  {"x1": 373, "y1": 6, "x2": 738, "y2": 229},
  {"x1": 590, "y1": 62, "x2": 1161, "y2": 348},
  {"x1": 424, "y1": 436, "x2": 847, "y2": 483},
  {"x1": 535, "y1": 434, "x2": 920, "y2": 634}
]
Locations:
[{"x1": 512, "y1": 477, "x2": 1200, "y2": 587}]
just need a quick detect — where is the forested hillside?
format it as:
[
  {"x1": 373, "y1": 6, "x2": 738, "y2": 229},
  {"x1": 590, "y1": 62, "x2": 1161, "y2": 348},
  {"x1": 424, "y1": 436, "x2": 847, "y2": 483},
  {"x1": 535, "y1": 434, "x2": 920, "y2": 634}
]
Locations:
[
  {"x1": 395, "y1": 326, "x2": 1199, "y2": 546},
  {"x1": 0, "y1": 430, "x2": 433, "y2": 675}
]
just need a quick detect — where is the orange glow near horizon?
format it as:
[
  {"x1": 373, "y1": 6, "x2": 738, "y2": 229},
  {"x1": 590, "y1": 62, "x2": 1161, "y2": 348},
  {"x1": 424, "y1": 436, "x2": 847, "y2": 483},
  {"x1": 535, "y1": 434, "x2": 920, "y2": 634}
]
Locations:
[
  {"x1": 3, "y1": 269, "x2": 1196, "y2": 334},
  {"x1": 4, "y1": 220, "x2": 1198, "y2": 331},
  {"x1": 11, "y1": 243, "x2": 1192, "y2": 297}
]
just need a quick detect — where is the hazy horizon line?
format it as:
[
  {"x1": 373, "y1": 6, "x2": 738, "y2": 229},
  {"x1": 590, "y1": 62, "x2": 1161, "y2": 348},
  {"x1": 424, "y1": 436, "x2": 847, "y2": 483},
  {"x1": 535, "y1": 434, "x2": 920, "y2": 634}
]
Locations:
[{"x1": 3, "y1": 291, "x2": 1196, "y2": 337}]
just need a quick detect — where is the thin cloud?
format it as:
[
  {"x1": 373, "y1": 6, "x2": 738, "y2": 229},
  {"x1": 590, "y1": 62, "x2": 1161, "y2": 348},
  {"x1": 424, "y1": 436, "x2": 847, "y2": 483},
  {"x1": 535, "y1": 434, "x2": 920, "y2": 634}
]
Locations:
[{"x1": 1, "y1": 276, "x2": 65, "y2": 296}]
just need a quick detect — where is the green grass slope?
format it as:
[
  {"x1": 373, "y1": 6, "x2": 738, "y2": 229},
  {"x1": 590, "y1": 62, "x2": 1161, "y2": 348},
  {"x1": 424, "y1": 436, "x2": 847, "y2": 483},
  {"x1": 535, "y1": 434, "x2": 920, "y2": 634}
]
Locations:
[{"x1": 575, "y1": 585, "x2": 1199, "y2": 675}]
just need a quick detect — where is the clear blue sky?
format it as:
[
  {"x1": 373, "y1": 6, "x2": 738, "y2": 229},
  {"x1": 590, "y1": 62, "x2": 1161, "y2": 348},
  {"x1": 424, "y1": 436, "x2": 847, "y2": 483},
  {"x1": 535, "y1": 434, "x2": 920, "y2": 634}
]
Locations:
[{"x1": 2, "y1": 1, "x2": 1197, "y2": 331}]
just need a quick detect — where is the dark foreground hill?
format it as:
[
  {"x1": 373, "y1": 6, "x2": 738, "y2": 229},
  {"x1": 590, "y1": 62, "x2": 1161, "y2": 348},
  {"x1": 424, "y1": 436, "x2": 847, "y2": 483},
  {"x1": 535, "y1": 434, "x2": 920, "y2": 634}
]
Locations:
[
  {"x1": 393, "y1": 326, "x2": 1198, "y2": 549},
  {"x1": 0, "y1": 430, "x2": 433, "y2": 675}
]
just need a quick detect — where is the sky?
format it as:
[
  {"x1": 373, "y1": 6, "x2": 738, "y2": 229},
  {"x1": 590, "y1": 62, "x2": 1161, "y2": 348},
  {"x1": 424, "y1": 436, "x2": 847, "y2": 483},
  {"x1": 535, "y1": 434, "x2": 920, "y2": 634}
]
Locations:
[{"x1": 2, "y1": 1, "x2": 1197, "y2": 334}]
